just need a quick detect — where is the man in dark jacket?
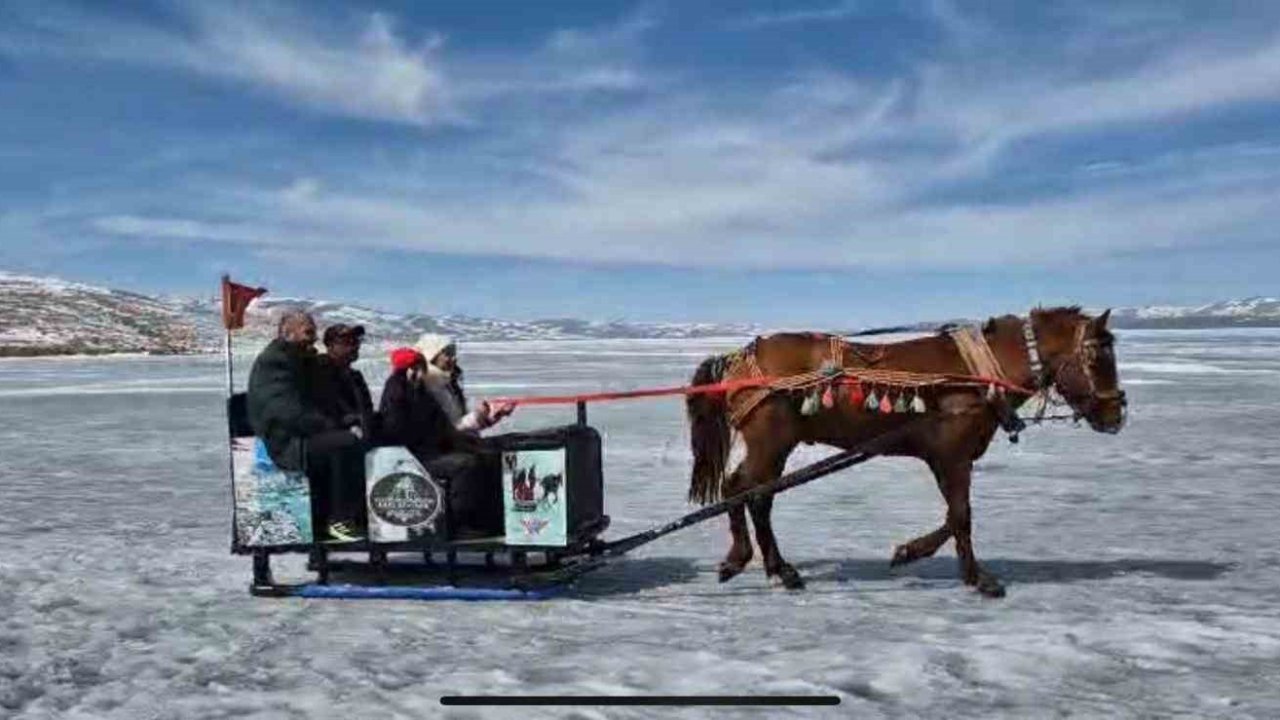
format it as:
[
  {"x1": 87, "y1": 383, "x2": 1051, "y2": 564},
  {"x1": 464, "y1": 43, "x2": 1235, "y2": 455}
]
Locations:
[
  {"x1": 247, "y1": 311, "x2": 367, "y2": 541},
  {"x1": 379, "y1": 348, "x2": 502, "y2": 538},
  {"x1": 316, "y1": 324, "x2": 376, "y2": 440}
]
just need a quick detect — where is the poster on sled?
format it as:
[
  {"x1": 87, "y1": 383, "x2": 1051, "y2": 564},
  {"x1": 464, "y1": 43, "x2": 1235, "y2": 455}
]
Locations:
[
  {"x1": 502, "y1": 449, "x2": 568, "y2": 547},
  {"x1": 232, "y1": 438, "x2": 313, "y2": 547},
  {"x1": 365, "y1": 447, "x2": 446, "y2": 544}
]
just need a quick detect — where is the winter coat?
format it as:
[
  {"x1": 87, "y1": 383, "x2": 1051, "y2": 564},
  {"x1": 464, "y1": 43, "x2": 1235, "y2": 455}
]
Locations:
[
  {"x1": 378, "y1": 371, "x2": 478, "y2": 463},
  {"x1": 314, "y1": 355, "x2": 377, "y2": 439},
  {"x1": 246, "y1": 338, "x2": 334, "y2": 471},
  {"x1": 423, "y1": 364, "x2": 489, "y2": 433}
]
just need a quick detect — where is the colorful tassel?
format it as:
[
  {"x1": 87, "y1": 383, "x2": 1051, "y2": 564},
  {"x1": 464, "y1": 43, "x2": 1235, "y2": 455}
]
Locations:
[
  {"x1": 865, "y1": 389, "x2": 879, "y2": 412},
  {"x1": 911, "y1": 394, "x2": 927, "y2": 413},
  {"x1": 800, "y1": 392, "x2": 819, "y2": 416},
  {"x1": 821, "y1": 385, "x2": 835, "y2": 409},
  {"x1": 893, "y1": 393, "x2": 907, "y2": 413},
  {"x1": 848, "y1": 383, "x2": 865, "y2": 408},
  {"x1": 879, "y1": 393, "x2": 894, "y2": 414}
]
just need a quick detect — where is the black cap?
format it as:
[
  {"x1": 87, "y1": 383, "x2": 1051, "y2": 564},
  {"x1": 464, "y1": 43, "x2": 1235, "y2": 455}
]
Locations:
[{"x1": 323, "y1": 324, "x2": 366, "y2": 345}]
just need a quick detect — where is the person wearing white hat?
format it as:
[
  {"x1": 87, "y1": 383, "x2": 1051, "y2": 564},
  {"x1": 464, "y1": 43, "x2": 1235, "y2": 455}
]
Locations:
[{"x1": 413, "y1": 333, "x2": 515, "y2": 434}]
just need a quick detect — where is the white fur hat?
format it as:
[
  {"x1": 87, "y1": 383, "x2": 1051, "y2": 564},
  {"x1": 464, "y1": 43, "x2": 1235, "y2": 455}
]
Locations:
[{"x1": 413, "y1": 333, "x2": 455, "y2": 364}]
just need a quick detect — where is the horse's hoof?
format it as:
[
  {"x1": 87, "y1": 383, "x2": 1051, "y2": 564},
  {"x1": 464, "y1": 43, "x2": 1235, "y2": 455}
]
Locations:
[
  {"x1": 889, "y1": 544, "x2": 914, "y2": 568},
  {"x1": 774, "y1": 565, "x2": 805, "y2": 591},
  {"x1": 976, "y1": 575, "x2": 1006, "y2": 598},
  {"x1": 718, "y1": 562, "x2": 746, "y2": 583}
]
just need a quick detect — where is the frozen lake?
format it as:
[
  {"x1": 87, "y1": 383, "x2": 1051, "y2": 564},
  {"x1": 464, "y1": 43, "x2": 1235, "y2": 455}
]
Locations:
[{"x1": 2, "y1": 329, "x2": 1279, "y2": 719}]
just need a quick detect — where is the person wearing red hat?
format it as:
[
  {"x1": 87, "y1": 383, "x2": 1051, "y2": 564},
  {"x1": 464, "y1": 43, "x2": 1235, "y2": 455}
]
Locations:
[{"x1": 378, "y1": 347, "x2": 501, "y2": 538}]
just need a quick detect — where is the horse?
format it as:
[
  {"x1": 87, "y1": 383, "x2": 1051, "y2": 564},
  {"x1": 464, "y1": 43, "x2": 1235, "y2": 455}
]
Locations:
[
  {"x1": 511, "y1": 467, "x2": 536, "y2": 505},
  {"x1": 539, "y1": 473, "x2": 563, "y2": 507},
  {"x1": 686, "y1": 306, "x2": 1126, "y2": 597}
]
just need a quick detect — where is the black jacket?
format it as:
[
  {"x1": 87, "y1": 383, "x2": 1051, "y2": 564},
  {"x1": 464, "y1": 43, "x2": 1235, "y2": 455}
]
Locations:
[
  {"x1": 314, "y1": 355, "x2": 376, "y2": 438},
  {"x1": 246, "y1": 338, "x2": 334, "y2": 471},
  {"x1": 378, "y1": 371, "x2": 478, "y2": 463}
]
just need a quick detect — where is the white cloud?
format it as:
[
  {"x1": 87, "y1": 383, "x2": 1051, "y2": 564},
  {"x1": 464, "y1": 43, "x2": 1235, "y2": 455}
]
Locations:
[
  {"x1": 930, "y1": 35, "x2": 1280, "y2": 151},
  {"x1": 0, "y1": 3, "x2": 652, "y2": 127},
  {"x1": 9, "y1": 3, "x2": 1280, "y2": 272},
  {"x1": 166, "y1": 9, "x2": 452, "y2": 126},
  {"x1": 731, "y1": 1, "x2": 863, "y2": 29}
]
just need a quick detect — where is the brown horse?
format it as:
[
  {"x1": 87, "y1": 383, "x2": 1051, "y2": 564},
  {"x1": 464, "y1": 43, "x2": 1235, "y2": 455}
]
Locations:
[{"x1": 687, "y1": 307, "x2": 1125, "y2": 597}]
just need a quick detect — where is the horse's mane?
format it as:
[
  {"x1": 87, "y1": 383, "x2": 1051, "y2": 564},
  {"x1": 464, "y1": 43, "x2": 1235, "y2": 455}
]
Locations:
[
  {"x1": 940, "y1": 306, "x2": 1087, "y2": 338},
  {"x1": 1033, "y1": 304, "x2": 1084, "y2": 317}
]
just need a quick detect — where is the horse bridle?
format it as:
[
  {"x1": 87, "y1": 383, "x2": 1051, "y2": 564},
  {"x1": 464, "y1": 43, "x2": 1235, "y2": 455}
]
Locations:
[{"x1": 1021, "y1": 314, "x2": 1125, "y2": 413}]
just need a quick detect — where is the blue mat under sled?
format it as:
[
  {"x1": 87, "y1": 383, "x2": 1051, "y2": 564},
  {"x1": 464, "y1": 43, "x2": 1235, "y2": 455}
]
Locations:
[{"x1": 293, "y1": 584, "x2": 562, "y2": 601}]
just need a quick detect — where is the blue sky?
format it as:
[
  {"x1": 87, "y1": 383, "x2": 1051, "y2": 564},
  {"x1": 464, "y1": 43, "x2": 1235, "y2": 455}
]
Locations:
[{"x1": 0, "y1": 1, "x2": 1277, "y2": 325}]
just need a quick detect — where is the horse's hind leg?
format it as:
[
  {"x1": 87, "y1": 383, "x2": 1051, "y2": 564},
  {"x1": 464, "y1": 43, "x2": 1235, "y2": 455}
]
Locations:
[
  {"x1": 890, "y1": 524, "x2": 951, "y2": 567},
  {"x1": 736, "y1": 439, "x2": 800, "y2": 589},
  {"x1": 747, "y1": 494, "x2": 804, "y2": 590},
  {"x1": 717, "y1": 467, "x2": 754, "y2": 582},
  {"x1": 935, "y1": 460, "x2": 1005, "y2": 598},
  {"x1": 890, "y1": 462, "x2": 953, "y2": 567}
]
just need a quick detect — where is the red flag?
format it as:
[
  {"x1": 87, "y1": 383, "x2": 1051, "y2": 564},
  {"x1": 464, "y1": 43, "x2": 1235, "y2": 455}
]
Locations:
[{"x1": 221, "y1": 275, "x2": 267, "y2": 330}]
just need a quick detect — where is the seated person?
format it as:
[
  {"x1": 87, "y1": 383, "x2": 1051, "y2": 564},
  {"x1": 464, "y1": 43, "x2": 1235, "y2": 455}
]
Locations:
[
  {"x1": 247, "y1": 311, "x2": 367, "y2": 542},
  {"x1": 413, "y1": 334, "x2": 515, "y2": 434},
  {"x1": 378, "y1": 347, "x2": 503, "y2": 537},
  {"x1": 315, "y1": 323, "x2": 377, "y2": 440}
]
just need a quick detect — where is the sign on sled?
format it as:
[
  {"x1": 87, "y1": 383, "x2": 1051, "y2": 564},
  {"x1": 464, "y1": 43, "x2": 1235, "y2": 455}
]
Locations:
[
  {"x1": 502, "y1": 449, "x2": 569, "y2": 546},
  {"x1": 365, "y1": 446, "x2": 447, "y2": 544},
  {"x1": 232, "y1": 437, "x2": 313, "y2": 547}
]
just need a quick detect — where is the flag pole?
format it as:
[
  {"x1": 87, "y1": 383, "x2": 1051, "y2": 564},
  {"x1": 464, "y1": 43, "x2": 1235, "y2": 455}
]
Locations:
[
  {"x1": 220, "y1": 274, "x2": 267, "y2": 554},
  {"x1": 222, "y1": 277, "x2": 238, "y2": 554},
  {"x1": 224, "y1": 328, "x2": 234, "y2": 398}
]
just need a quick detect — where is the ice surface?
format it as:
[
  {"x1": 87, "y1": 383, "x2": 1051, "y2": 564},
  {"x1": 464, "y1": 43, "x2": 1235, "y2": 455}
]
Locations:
[{"x1": 1, "y1": 331, "x2": 1279, "y2": 718}]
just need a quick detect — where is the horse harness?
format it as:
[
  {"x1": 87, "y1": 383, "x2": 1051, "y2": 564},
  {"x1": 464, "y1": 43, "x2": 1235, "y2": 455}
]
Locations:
[{"x1": 727, "y1": 317, "x2": 1116, "y2": 430}]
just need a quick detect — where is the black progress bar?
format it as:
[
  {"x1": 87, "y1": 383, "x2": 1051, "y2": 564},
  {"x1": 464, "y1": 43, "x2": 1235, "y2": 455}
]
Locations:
[{"x1": 441, "y1": 695, "x2": 840, "y2": 707}]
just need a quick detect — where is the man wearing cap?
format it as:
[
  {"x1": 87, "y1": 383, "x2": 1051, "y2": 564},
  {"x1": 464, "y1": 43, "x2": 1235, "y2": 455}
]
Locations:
[{"x1": 317, "y1": 323, "x2": 376, "y2": 440}]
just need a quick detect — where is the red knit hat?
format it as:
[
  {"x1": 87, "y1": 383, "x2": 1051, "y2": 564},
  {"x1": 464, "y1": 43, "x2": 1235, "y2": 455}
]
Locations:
[{"x1": 390, "y1": 347, "x2": 424, "y2": 373}]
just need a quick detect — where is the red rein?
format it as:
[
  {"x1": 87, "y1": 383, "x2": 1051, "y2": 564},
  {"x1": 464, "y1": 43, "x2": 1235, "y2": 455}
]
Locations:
[{"x1": 489, "y1": 373, "x2": 1033, "y2": 408}]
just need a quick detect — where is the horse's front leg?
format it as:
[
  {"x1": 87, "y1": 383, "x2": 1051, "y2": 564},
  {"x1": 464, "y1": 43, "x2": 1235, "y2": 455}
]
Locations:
[{"x1": 934, "y1": 460, "x2": 1004, "y2": 597}]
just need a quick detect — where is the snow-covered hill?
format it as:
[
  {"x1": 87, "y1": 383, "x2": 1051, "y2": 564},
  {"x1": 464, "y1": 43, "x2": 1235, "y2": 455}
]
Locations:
[
  {"x1": 0, "y1": 272, "x2": 764, "y2": 355},
  {"x1": 233, "y1": 296, "x2": 762, "y2": 342},
  {"x1": 0, "y1": 272, "x2": 203, "y2": 356},
  {"x1": 1108, "y1": 297, "x2": 1280, "y2": 328},
  {"x1": 2, "y1": 270, "x2": 1276, "y2": 355}
]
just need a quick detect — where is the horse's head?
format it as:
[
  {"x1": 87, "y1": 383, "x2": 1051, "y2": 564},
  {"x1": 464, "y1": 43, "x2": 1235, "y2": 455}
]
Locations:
[{"x1": 1028, "y1": 307, "x2": 1126, "y2": 434}]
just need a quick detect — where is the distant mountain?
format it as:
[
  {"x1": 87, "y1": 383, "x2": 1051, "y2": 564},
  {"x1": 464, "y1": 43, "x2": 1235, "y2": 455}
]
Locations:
[
  {"x1": 1107, "y1": 297, "x2": 1280, "y2": 329},
  {"x1": 228, "y1": 296, "x2": 763, "y2": 343},
  {"x1": 1, "y1": 270, "x2": 1275, "y2": 356},
  {"x1": 0, "y1": 272, "x2": 763, "y2": 356},
  {"x1": 0, "y1": 272, "x2": 202, "y2": 356}
]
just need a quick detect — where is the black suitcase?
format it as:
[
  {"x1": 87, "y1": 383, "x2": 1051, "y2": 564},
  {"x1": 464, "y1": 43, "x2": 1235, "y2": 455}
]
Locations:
[{"x1": 484, "y1": 424, "x2": 605, "y2": 542}]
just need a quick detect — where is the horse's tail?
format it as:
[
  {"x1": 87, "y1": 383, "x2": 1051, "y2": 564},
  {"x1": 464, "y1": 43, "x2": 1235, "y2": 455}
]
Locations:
[{"x1": 688, "y1": 353, "x2": 732, "y2": 505}]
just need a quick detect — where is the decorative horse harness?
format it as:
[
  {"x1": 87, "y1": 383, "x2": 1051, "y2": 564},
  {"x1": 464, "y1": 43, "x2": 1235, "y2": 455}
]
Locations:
[{"x1": 723, "y1": 313, "x2": 1118, "y2": 439}]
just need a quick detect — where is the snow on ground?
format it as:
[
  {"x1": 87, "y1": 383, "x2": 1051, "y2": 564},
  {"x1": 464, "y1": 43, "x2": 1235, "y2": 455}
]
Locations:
[{"x1": 2, "y1": 332, "x2": 1280, "y2": 719}]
